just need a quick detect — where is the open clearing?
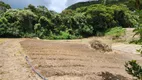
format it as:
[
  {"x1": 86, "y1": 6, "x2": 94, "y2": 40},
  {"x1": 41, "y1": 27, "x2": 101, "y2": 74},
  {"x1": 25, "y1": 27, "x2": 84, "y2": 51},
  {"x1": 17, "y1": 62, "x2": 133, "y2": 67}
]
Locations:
[{"x1": 0, "y1": 38, "x2": 142, "y2": 80}]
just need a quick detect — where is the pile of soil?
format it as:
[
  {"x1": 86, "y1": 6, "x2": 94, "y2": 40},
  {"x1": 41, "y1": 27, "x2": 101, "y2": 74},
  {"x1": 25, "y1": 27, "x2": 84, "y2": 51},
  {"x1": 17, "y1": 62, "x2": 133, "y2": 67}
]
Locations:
[{"x1": 90, "y1": 40, "x2": 112, "y2": 52}]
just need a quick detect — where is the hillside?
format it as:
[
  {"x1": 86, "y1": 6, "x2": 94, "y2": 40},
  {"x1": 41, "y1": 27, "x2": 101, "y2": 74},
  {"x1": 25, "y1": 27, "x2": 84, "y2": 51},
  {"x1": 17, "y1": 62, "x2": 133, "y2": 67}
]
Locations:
[
  {"x1": 0, "y1": 1, "x2": 140, "y2": 40},
  {"x1": 66, "y1": 1, "x2": 100, "y2": 10},
  {"x1": 66, "y1": 0, "x2": 128, "y2": 10}
]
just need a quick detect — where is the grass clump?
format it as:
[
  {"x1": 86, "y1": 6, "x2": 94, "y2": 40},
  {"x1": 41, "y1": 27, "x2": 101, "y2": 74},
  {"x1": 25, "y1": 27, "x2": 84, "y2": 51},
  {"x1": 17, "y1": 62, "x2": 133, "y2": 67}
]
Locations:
[{"x1": 105, "y1": 27, "x2": 125, "y2": 40}]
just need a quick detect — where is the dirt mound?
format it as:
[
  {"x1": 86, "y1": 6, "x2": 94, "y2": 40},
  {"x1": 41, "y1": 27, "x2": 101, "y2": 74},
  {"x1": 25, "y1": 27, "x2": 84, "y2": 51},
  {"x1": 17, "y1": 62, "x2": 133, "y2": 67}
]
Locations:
[
  {"x1": 90, "y1": 40, "x2": 112, "y2": 52},
  {"x1": 98, "y1": 72, "x2": 129, "y2": 80}
]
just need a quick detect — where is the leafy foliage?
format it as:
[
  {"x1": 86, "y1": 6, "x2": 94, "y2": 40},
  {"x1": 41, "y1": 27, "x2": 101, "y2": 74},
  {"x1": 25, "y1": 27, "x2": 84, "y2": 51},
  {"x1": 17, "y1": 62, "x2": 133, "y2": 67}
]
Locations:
[
  {"x1": 0, "y1": 9, "x2": 38, "y2": 37},
  {"x1": 75, "y1": 4, "x2": 138, "y2": 36},
  {"x1": 0, "y1": 1, "x2": 11, "y2": 16},
  {"x1": 0, "y1": 1, "x2": 140, "y2": 39},
  {"x1": 137, "y1": 46, "x2": 142, "y2": 56},
  {"x1": 134, "y1": 26, "x2": 142, "y2": 39},
  {"x1": 66, "y1": 1, "x2": 101, "y2": 10},
  {"x1": 125, "y1": 60, "x2": 142, "y2": 79},
  {"x1": 0, "y1": 1, "x2": 11, "y2": 10},
  {"x1": 105, "y1": 27, "x2": 125, "y2": 39}
]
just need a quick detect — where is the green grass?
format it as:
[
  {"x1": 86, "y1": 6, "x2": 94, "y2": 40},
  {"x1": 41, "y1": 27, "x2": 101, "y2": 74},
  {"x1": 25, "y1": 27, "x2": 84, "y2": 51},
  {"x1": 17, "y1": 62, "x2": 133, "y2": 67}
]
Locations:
[{"x1": 105, "y1": 27, "x2": 125, "y2": 40}]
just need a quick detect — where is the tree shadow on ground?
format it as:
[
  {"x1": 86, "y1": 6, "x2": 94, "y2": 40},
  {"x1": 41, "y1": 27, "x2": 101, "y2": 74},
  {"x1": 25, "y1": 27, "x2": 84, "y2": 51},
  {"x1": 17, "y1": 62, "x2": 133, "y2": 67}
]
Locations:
[{"x1": 98, "y1": 72, "x2": 129, "y2": 80}]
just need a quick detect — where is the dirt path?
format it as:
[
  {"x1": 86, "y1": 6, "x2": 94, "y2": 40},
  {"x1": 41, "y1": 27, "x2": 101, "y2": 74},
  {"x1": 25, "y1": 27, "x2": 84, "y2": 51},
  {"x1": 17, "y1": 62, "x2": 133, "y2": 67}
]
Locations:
[
  {"x1": 0, "y1": 39, "x2": 41, "y2": 80},
  {"x1": 112, "y1": 43, "x2": 141, "y2": 54}
]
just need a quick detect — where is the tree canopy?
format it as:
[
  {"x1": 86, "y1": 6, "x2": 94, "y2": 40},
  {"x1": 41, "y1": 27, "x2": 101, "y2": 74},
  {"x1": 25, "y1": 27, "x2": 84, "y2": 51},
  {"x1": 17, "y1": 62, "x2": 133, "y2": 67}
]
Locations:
[{"x1": 0, "y1": 1, "x2": 141, "y2": 39}]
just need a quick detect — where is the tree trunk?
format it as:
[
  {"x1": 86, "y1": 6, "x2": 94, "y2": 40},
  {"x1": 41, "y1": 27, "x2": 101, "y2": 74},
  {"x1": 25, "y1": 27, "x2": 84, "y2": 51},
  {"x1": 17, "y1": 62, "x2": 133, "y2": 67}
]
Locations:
[{"x1": 135, "y1": 0, "x2": 140, "y2": 10}]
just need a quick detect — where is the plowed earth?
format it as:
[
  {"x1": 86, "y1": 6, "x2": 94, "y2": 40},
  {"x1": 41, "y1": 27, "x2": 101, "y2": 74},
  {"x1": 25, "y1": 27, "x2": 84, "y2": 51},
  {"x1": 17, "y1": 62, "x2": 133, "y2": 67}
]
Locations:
[
  {"x1": 0, "y1": 39, "x2": 142, "y2": 80},
  {"x1": 20, "y1": 39, "x2": 142, "y2": 80}
]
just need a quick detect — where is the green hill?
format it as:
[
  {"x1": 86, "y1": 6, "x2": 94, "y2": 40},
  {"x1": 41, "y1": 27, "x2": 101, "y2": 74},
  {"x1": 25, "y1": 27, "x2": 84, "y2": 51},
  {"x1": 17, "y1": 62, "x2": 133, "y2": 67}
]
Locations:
[{"x1": 66, "y1": 1, "x2": 101, "y2": 10}]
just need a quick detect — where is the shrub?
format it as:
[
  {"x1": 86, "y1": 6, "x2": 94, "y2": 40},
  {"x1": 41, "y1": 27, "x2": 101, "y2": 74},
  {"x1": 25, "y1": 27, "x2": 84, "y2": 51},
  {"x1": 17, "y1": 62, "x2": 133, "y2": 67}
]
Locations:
[
  {"x1": 137, "y1": 46, "x2": 142, "y2": 56},
  {"x1": 48, "y1": 31, "x2": 79, "y2": 40},
  {"x1": 125, "y1": 60, "x2": 142, "y2": 80},
  {"x1": 130, "y1": 39, "x2": 142, "y2": 45},
  {"x1": 105, "y1": 27, "x2": 125, "y2": 40},
  {"x1": 133, "y1": 24, "x2": 142, "y2": 39}
]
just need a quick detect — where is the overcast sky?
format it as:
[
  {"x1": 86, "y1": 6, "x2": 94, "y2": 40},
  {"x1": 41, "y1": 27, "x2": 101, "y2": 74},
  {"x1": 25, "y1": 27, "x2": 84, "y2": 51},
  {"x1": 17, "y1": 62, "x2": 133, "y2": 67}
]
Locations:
[{"x1": 2, "y1": 0, "x2": 89, "y2": 12}]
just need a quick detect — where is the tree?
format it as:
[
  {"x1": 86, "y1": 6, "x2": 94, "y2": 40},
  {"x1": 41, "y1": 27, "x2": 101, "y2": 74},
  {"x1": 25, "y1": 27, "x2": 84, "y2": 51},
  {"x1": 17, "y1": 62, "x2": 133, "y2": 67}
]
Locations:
[
  {"x1": 0, "y1": 1, "x2": 11, "y2": 16},
  {"x1": 133, "y1": 10, "x2": 142, "y2": 41},
  {"x1": 34, "y1": 16, "x2": 53, "y2": 38},
  {"x1": 133, "y1": 25, "x2": 142, "y2": 39},
  {"x1": 1, "y1": 9, "x2": 38, "y2": 37},
  {"x1": 36, "y1": 6, "x2": 52, "y2": 18},
  {"x1": 0, "y1": 1, "x2": 11, "y2": 10},
  {"x1": 16, "y1": 10, "x2": 38, "y2": 34},
  {"x1": 0, "y1": 0, "x2": 140, "y2": 39},
  {"x1": 135, "y1": 0, "x2": 140, "y2": 9},
  {"x1": 25, "y1": 4, "x2": 37, "y2": 13},
  {"x1": 0, "y1": 10, "x2": 20, "y2": 37}
]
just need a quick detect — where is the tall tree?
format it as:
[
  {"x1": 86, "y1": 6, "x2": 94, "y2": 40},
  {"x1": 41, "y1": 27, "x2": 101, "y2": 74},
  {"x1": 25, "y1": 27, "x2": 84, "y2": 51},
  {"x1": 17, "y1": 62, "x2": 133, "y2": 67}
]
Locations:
[
  {"x1": 135, "y1": 0, "x2": 140, "y2": 9},
  {"x1": 0, "y1": 1, "x2": 11, "y2": 11}
]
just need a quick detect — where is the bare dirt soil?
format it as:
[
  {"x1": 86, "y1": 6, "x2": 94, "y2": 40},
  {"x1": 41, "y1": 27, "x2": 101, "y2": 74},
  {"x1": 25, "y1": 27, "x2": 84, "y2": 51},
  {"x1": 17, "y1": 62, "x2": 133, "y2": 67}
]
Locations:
[
  {"x1": 0, "y1": 39, "x2": 41, "y2": 80},
  {"x1": 112, "y1": 43, "x2": 141, "y2": 54},
  {"x1": 20, "y1": 39, "x2": 142, "y2": 80},
  {"x1": 0, "y1": 38, "x2": 142, "y2": 80}
]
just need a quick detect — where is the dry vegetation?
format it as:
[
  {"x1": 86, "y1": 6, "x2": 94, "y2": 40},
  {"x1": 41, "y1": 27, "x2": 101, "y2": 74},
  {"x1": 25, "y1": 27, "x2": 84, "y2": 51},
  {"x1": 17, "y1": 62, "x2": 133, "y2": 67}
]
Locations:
[{"x1": 0, "y1": 39, "x2": 6, "y2": 44}]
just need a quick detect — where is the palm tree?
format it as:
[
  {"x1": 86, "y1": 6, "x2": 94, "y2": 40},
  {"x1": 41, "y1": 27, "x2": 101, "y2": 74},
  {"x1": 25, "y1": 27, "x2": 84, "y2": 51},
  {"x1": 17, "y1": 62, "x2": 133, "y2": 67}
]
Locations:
[{"x1": 133, "y1": 25, "x2": 142, "y2": 39}]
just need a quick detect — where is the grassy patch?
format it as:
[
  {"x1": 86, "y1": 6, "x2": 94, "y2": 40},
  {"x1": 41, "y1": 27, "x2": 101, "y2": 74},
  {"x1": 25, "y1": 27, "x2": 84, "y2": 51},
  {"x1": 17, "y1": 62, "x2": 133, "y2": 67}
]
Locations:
[
  {"x1": 0, "y1": 39, "x2": 6, "y2": 44},
  {"x1": 105, "y1": 27, "x2": 125, "y2": 37},
  {"x1": 105, "y1": 27, "x2": 125, "y2": 40}
]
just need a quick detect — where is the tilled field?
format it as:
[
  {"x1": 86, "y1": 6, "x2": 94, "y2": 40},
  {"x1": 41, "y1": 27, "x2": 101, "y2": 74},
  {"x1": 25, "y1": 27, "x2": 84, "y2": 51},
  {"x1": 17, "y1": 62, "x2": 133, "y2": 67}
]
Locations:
[
  {"x1": 20, "y1": 39, "x2": 142, "y2": 80},
  {"x1": 0, "y1": 39, "x2": 41, "y2": 80}
]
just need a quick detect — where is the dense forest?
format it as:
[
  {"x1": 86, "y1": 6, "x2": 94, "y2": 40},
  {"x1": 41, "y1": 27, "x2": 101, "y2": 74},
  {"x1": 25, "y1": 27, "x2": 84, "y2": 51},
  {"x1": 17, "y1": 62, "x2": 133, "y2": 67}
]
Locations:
[{"x1": 0, "y1": 0, "x2": 142, "y2": 40}]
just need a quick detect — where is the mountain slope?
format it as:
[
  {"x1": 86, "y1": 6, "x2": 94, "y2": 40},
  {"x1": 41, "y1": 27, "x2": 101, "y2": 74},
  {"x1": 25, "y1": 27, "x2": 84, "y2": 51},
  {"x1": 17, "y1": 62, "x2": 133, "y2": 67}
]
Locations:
[{"x1": 66, "y1": 1, "x2": 101, "y2": 10}]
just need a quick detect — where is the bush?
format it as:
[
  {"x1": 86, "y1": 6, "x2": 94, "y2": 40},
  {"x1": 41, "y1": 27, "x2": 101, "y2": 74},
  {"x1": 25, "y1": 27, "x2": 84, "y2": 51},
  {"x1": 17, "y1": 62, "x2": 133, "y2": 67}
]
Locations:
[
  {"x1": 48, "y1": 31, "x2": 80, "y2": 40},
  {"x1": 137, "y1": 46, "x2": 142, "y2": 56},
  {"x1": 125, "y1": 46, "x2": 142, "y2": 79},
  {"x1": 105, "y1": 27, "x2": 125, "y2": 40},
  {"x1": 130, "y1": 39, "x2": 142, "y2": 45},
  {"x1": 0, "y1": 1, "x2": 139, "y2": 39},
  {"x1": 125, "y1": 60, "x2": 142, "y2": 79}
]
